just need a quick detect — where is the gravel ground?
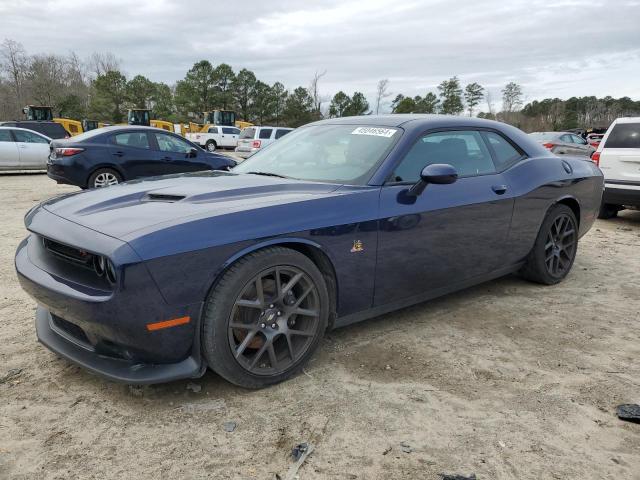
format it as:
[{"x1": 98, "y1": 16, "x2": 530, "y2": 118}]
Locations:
[{"x1": 1, "y1": 173, "x2": 639, "y2": 480}]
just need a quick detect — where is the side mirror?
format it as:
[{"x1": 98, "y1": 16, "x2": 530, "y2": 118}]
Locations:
[
  {"x1": 188, "y1": 147, "x2": 198, "y2": 158},
  {"x1": 407, "y1": 163, "x2": 458, "y2": 197}
]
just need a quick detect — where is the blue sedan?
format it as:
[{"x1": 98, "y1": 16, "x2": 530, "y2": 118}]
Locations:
[
  {"x1": 15, "y1": 115, "x2": 603, "y2": 387},
  {"x1": 46, "y1": 126, "x2": 235, "y2": 189}
]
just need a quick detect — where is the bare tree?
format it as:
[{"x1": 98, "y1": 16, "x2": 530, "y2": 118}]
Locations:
[
  {"x1": 1, "y1": 39, "x2": 28, "y2": 112},
  {"x1": 374, "y1": 79, "x2": 391, "y2": 114},
  {"x1": 87, "y1": 52, "x2": 121, "y2": 78},
  {"x1": 485, "y1": 90, "x2": 495, "y2": 116},
  {"x1": 308, "y1": 70, "x2": 327, "y2": 119}
]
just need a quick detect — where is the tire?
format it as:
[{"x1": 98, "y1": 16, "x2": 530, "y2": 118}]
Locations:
[
  {"x1": 88, "y1": 168, "x2": 122, "y2": 188},
  {"x1": 597, "y1": 203, "x2": 620, "y2": 219},
  {"x1": 520, "y1": 204, "x2": 578, "y2": 285},
  {"x1": 202, "y1": 247, "x2": 329, "y2": 388},
  {"x1": 205, "y1": 140, "x2": 217, "y2": 152}
]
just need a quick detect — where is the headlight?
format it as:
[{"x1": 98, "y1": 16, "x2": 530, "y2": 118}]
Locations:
[{"x1": 93, "y1": 255, "x2": 117, "y2": 284}]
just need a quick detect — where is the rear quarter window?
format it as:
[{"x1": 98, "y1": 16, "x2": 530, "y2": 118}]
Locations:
[
  {"x1": 605, "y1": 123, "x2": 640, "y2": 148},
  {"x1": 259, "y1": 129, "x2": 273, "y2": 139},
  {"x1": 275, "y1": 129, "x2": 291, "y2": 139},
  {"x1": 239, "y1": 128, "x2": 256, "y2": 139}
]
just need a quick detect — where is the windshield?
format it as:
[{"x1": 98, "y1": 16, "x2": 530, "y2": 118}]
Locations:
[{"x1": 233, "y1": 124, "x2": 400, "y2": 184}]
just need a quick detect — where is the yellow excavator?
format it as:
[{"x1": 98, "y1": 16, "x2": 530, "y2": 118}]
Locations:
[
  {"x1": 23, "y1": 105, "x2": 83, "y2": 136},
  {"x1": 200, "y1": 110, "x2": 252, "y2": 131},
  {"x1": 127, "y1": 108, "x2": 175, "y2": 132}
]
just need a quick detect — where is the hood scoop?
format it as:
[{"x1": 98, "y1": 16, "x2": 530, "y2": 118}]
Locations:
[{"x1": 144, "y1": 193, "x2": 186, "y2": 203}]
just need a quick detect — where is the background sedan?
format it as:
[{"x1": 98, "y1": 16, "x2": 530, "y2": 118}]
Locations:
[
  {"x1": 0, "y1": 126, "x2": 51, "y2": 170},
  {"x1": 47, "y1": 126, "x2": 236, "y2": 188},
  {"x1": 529, "y1": 131, "x2": 596, "y2": 157}
]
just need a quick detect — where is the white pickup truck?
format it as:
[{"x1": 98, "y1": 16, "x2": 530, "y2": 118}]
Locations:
[{"x1": 185, "y1": 125, "x2": 241, "y2": 152}]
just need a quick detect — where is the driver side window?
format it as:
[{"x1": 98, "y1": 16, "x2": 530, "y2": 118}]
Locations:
[
  {"x1": 155, "y1": 133, "x2": 192, "y2": 153},
  {"x1": 392, "y1": 130, "x2": 495, "y2": 182}
]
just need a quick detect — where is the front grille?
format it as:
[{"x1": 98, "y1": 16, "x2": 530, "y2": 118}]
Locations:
[{"x1": 42, "y1": 237, "x2": 94, "y2": 269}]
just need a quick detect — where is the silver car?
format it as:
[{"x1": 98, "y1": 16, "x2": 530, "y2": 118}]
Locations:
[
  {"x1": 529, "y1": 131, "x2": 596, "y2": 158},
  {"x1": 0, "y1": 126, "x2": 51, "y2": 170},
  {"x1": 235, "y1": 126, "x2": 293, "y2": 159}
]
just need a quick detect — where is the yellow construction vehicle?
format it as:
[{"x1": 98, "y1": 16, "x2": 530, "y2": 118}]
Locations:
[
  {"x1": 150, "y1": 119, "x2": 174, "y2": 132},
  {"x1": 22, "y1": 106, "x2": 85, "y2": 135},
  {"x1": 202, "y1": 110, "x2": 235, "y2": 127},
  {"x1": 235, "y1": 120, "x2": 254, "y2": 130},
  {"x1": 81, "y1": 120, "x2": 100, "y2": 132},
  {"x1": 127, "y1": 108, "x2": 151, "y2": 126}
]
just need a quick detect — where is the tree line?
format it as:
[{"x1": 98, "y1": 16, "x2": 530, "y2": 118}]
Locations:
[{"x1": 1, "y1": 38, "x2": 639, "y2": 130}]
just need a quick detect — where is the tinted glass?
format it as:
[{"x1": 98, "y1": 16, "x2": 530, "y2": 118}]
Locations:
[
  {"x1": 239, "y1": 128, "x2": 256, "y2": 139},
  {"x1": 155, "y1": 133, "x2": 192, "y2": 153},
  {"x1": 571, "y1": 135, "x2": 587, "y2": 144},
  {"x1": 222, "y1": 127, "x2": 239, "y2": 135},
  {"x1": 113, "y1": 132, "x2": 150, "y2": 149},
  {"x1": 393, "y1": 130, "x2": 495, "y2": 182},
  {"x1": 19, "y1": 122, "x2": 66, "y2": 139},
  {"x1": 208, "y1": 127, "x2": 219, "y2": 134},
  {"x1": 259, "y1": 129, "x2": 273, "y2": 139},
  {"x1": 234, "y1": 124, "x2": 400, "y2": 184},
  {"x1": 0, "y1": 130, "x2": 13, "y2": 142},
  {"x1": 13, "y1": 130, "x2": 49, "y2": 143},
  {"x1": 275, "y1": 129, "x2": 291, "y2": 139},
  {"x1": 605, "y1": 123, "x2": 640, "y2": 148},
  {"x1": 560, "y1": 134, "x2": 573, "y2": 143},
  {"x1": 483, "y1": 132, "x2": 523, "y2": 169}
]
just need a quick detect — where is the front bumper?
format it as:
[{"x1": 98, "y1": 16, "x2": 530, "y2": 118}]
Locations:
[
  {"x1": 603, "y1": 184, "x2": 640, "y2": 207},
  {"x1": 36, "y1": 306, "x2": 203, "y2": 384},
  {"x1": 15, "y1": 214, "x2": 206, "y2": 384}
]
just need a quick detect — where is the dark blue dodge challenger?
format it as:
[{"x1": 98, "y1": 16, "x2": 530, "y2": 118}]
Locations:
[{"x1": 15, "y1": 115, "x2": 604, "y2": 388}]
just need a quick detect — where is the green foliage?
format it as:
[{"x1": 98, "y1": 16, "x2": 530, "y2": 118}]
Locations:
[
  {"x1": 344, "y1": 92, "x2": 369, "y2": 116},
  {"x1": 464, "y1": 82, "x2": 484, "y2": 117},
  {"x1": 232, "y1": 68, "x2": 257, "y2": 121},
  {"x1": 283, "y1": 87, "x2": 314, "y2": 127},
  {"x1": 391, "y1": 92, "x2": 439, "y2": 114},
  {"x1": 152, "y1": 82, "x2": 174, "y2": 119},
  {"x1": 329, "y1": 91, "x2": 350, "y2": 117},
  {"x1": 329, "y1": 91, "x2": 369, "y2": 117},
  {"x1": 438, "y1": 76, "x2": 464, "y2": 115},
  {"x1": 126, "y1": 75, "x2": 156, "y2": 109},
  {"x1": 174, "y1": 60, "x2": 216, "y2": 116},
  {"x1": 89, "y1": 70, "x2": 127, "y2": 122}
]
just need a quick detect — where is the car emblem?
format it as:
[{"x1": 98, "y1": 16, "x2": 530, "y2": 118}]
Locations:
[{"x1": 350, "y1": 240, "x2": 364, "y2": 253}]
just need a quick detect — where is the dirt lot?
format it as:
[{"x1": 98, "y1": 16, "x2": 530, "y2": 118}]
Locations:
[{"x1": 1, "y1": 173, "x2": 639, "y2": 480}]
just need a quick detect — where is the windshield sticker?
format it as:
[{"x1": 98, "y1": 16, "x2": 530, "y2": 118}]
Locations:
[{"x1": 351, "y1": 127, "x2": 396, "y2": 138}]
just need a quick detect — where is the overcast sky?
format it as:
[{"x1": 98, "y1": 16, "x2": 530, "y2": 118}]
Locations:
[{"x1": 2, "y1": 0, "x2": 639, "y2": 111}]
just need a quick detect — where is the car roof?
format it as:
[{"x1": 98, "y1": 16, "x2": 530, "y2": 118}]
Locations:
[
  {"x1": 253, "y1": 126, "x2": 293, "y2": 130},
  {"x1": 0, "y1": 125, "x2": 52, "y2": 139},
  {"x1": 613, "y1": 117, "x2": 640, "y2": 124}
]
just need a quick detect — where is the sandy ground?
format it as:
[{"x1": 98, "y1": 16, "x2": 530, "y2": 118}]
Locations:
[{"x1": 1, "y1": 173, "x2": 639, "y2": 480}]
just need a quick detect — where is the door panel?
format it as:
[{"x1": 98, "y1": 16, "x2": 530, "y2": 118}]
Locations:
[
  {"x1": 111, "y1": 132, "x2": 159, "y2": 178},
  {"x1": 153, "y1": 132, "x2": 206, "y2": 173},
  {"x1": 0, "y1": 130, "x2": 19, "y2": 169},
  {"x1": 12, "y1": 129, "x2": 49, "y2": 168},
  {"x1": 374, "y1": 177, "x2": 514, "y2": 306}
]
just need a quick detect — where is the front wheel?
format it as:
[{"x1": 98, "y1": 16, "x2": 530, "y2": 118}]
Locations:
[
  {"x1": 520, "y1": 204, "x2": 578, "y2": 285},
  {"x1": 202, "y1": 247, "x2": 329, "y2": 388}
]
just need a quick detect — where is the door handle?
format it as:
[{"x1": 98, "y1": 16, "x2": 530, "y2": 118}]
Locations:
[
  {"x1": 492, "y1": 185, "x2": 508, "y2": 195},
  {"x1": 112, "y1": 151, "x2": 124, "y2": 157}
]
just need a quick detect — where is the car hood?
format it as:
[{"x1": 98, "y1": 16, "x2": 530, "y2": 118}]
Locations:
[{"x1": 41, "y1": 171, "x2": 342, "y2": 239}]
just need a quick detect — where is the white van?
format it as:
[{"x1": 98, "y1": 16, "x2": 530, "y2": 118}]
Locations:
[
  {"x1": 185, "y1": 125, "x2": 241, "y2": 152},
  {"x1": 235, "y1": 126, "x2": 293, "y2": 159},
  {"x1": 594, "y1": 117, "x2": 640, "y2": 218}
]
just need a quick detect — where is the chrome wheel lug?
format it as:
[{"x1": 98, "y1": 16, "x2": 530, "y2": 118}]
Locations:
[
  {"x1": 260, "y1": 323, "x2": 266, "y2": 329},
  {"x1": 271, "y1": 323, "x2": 277, "y2": 329},
  {"x1": 277, "y1": 311, "x2": 281, "y2": 316},
  {"x1": 269, "y1": 304, "x2": 274, "y2": 308}
]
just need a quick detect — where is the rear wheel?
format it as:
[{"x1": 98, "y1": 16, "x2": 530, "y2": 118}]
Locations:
[
  {"x1": 88, "y1": 168, "x2": 122, "y2": 188},
  {"x1": 202, "y1": 247, "x2": 329, "y2": 388},
  {"x1": 597, "y1": 203, "x2": 620, "y2": 219},
  {"x1": 520, "y1": 204, "x2": 578, "y2": 285},
  {"x1": 205, "y1": 140, "x2": 217, "y2": 152}
]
